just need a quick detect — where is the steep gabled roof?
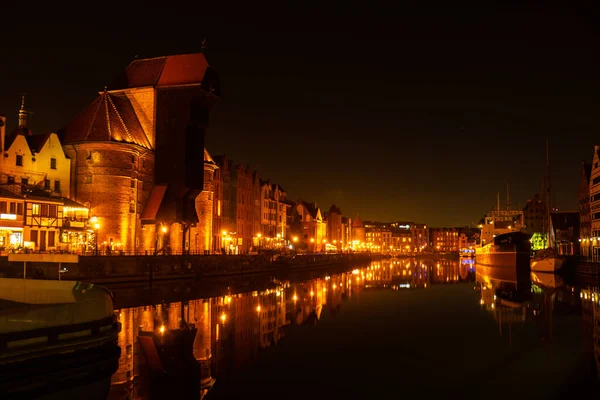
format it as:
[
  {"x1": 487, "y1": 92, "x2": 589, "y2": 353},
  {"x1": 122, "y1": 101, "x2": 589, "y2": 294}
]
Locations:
[
  {"x1": 109, "y1": 53, "x2": 214, "y2": 90},
  {"x1": 59, "y1": 91, "x2": 152, "y2": 149},
  {"x1": 26, "y1": 133, "x2": 51, "y2": 153},
  {"x1": 329, "y1": 204, "x2": 342, "y2": 214},
  {"x1": 300, "y1": 201, "x2": 319, "y2": 219},
  {"x1": 352, "y1": 216, "x2": 364, "y2": 228}
]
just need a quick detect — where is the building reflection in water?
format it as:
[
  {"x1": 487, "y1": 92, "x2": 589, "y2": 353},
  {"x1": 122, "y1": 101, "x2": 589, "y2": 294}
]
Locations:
[
  {"x1": 476, "y1": 262, "x2": 600, "y2": 380},
  {"x1": 107, "y1": 259, "x2": 474, "y2": 399}
]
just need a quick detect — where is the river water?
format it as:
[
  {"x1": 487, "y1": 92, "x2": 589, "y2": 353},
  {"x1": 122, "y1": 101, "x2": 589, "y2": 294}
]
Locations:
[{"x1": 105, "y1": 258, "x2": 600, "y2": 399}]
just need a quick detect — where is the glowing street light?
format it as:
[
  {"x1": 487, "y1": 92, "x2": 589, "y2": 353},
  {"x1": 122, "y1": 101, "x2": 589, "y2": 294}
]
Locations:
[{"x1": 94, "y1": 223, "x2": 100, "y2": 255}]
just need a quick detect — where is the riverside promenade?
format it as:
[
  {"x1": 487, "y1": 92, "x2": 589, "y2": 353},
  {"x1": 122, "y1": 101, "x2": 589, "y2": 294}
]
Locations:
[{"x1": 0, "y1": 252, "x2": 372, "y2": 284}]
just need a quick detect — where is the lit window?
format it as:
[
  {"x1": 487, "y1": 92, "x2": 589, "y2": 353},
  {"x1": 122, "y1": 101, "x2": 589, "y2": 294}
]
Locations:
[{"x1": 32, "y1": 203, "x2": 40, "y2": 216}]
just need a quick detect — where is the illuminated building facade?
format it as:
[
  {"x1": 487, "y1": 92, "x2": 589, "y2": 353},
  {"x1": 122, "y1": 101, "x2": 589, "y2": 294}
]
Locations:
[
  {"x1": 411, "y1": 223, "x2": 428, "y2": 251},
  {"x1": 579, "y1": 162, "x2": 592, "y2": 259},
  {"x1": 294, "y1": 201, "x2": 327, "y2": 252},
  {"x1": 429, "y1": 227, "x2": 459, "y2": 252},
  {"x1": 61, "y1": 52, "x2": 220, "y2": 254},
  {"x1": 365, "y1": 226, "x2": 392, "y2": 253},
  {"x1": 0, "y1": 104, "x2": 91, "y2": 253},
  {"x1": 391, "y1": 226, "x2": 412, "y2": 253},
  {"x1": 260, "y1": 180, "x2": 291, "y2": 242},
  {"x1": 590, "y1": 145, "x2": 600, "y2": 261}
]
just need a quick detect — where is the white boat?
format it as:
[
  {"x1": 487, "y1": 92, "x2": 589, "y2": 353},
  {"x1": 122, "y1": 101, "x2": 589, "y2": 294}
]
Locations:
[
  {"x1": 530, "y1": 248, "x2": 565, "y2": 272},
  {"x1": 530, "y1": 140, "x2": 564, "y2": 273}
]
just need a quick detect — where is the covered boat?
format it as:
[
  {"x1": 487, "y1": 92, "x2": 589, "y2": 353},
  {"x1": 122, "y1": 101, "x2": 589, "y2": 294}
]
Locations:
[{"x1": 0, "y1": 278, "x2": 120, "y2": 399}]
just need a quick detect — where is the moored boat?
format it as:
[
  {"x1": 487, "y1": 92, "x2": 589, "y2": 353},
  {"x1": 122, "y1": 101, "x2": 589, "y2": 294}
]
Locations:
[
  {"x1": 530, "y1": 248, "x2": 565, "y2": 273},
  {"x1": 0, "y1": 278, "x2": 120, "y2": 399},
  {"x1": 530, "y1": 140, "x2": 564, "y2": 273},
  {"x1": 476, "y1": 231, "x2": 531, "y2": 267}
]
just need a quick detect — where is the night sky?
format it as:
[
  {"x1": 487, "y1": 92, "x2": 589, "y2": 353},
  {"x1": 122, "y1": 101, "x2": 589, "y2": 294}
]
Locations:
[{"x1": 1, "y1": 3, "x2": 599, "y2": 227}]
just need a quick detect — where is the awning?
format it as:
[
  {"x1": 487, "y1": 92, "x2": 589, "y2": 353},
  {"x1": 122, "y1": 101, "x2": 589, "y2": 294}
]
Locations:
[{"x1": 140, "y1": 184, "x2": 168, "y2": 223}]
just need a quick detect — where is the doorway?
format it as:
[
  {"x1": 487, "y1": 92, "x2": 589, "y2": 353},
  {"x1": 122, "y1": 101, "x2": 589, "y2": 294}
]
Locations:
[{"x1": 40, "y1": 231, "x2": 46, "y2": 251}]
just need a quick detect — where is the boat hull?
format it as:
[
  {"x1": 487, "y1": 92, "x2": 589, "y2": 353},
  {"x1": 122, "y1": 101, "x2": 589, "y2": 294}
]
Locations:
[
  {"x1": 476, "y1": 232, "x2": 531, "y2": 268},
  {"x1": 476, "y1": 244, "x2": 530, "y2": 267},
  {"x1": 530, "y1": 256, "x2": 564, "y2": 272}
]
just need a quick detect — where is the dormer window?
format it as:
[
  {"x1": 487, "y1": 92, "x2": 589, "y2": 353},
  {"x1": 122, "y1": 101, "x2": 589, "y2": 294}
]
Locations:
[{"x1": 16, "y1": 155, "x2": 23, "y2": 166}]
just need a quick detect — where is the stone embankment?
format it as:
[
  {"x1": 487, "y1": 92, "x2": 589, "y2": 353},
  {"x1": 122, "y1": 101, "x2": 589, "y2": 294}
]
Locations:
[{"x1": 0, "y1": 253, "x2": 372, "y2": 284}]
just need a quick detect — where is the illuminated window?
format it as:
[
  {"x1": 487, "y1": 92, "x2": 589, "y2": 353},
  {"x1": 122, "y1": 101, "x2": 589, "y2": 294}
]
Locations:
[
  {"x1": 32, "y1": 203, "x2": 40, "y2": 216},
  {"x1": 16, "y1": 155, "x2": 23, "y2": 166},
  {"x1": 50, "y1": 158, "x2": 57, "y2": 170}
]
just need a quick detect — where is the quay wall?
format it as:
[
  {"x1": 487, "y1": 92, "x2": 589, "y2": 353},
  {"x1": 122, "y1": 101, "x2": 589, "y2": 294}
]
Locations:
[{"x1": 0, "y1": 253, "x2": 371, "y2": 283}]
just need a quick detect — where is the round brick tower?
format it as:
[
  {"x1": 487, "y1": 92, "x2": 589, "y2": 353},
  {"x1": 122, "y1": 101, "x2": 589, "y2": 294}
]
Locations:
[{"x1": 60, "y1": 90, "x2": 154, "y2": 253}]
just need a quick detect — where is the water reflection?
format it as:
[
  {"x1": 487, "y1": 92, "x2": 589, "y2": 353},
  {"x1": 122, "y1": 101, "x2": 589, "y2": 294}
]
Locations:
[
  {"x1": 107, "y1": 258, "x2": 600, "y2": 398},
  {"x1": 476, "y1": 261, "x2": 600, "y2": 386}
]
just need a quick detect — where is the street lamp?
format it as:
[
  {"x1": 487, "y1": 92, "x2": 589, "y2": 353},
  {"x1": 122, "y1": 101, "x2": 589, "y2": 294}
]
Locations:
[
  {"x1": 94, "y1": 223, "x2": 100, "y2": 255},
  {"x1": 257, "y1": 233, "x2": 262, "y2": 252}
]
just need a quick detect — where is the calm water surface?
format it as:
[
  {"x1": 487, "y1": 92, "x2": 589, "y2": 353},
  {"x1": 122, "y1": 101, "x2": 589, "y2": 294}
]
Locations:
[{"x1": 106, "y1": 258, "x2": 600, "y2": 399}]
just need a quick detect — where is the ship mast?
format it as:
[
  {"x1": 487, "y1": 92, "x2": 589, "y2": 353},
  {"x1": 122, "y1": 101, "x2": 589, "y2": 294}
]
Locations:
[
  {"x1": 546, "y1": 139, "x2": 552, "y2": 249},
  {"x1": 497, "y1": 192, "x2": 500, "y2": 213}
]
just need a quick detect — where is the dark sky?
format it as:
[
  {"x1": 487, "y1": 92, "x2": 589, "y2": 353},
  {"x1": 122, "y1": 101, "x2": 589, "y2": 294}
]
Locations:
[{"x1": 1, "y1": 2, "x2": 599, "y2": 227}]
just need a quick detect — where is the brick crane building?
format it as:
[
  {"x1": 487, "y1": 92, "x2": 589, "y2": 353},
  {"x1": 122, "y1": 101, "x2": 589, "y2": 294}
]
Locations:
[{"x1": 60, "y1": 52, "x2": 220, "y2": 254}]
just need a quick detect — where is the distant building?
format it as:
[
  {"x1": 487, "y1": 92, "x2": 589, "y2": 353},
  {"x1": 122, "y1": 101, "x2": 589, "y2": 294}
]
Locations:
[
  {"x1": 590, "y1": 145, "x2": 600, "y2": 261},
  {"x1": 411, "y1": 223, "x2": 428, "y2": 252},
  {"x1": 552, "y1": 211, "x2": 580, "y2": 256},
  {"x1": 294, "y1": 201, "x2": 326, "y2": 252},
  {"x1": 325, "y1": 204, "x2": 343, "y2": 249},
  {"x1": 523, "y1": 193, "x2": 547, "y2": 235},
  {"x1": 579, "y1": 162, "x2": 592, "y2": 259},
  {"x1": 351, "y1": 216, "x2": 365, "y2": 246},
  {"x1": 429, "y1": 227, "x2": 459, "y2": 252},
  {"x1": 260, "y1": 180, "x2": 291, "y2": 241}
]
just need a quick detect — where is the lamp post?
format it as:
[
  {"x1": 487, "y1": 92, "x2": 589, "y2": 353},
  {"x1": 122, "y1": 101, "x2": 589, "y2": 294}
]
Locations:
[
  {"x1": 161, "y1": 225, "x2": 168, "y2": 254},
  {"x1": 257, "y1": 233, "x2": 262, "y2": 253},
  {"x1": 94, "y1": 223, "x2": 100, "y2": 255},
  {"x1": 292, "y1": 236, "x2": 298, "y2": 255},
  {"x1": 310, "y1": 237, "x2": 315, "y2": 253}
]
